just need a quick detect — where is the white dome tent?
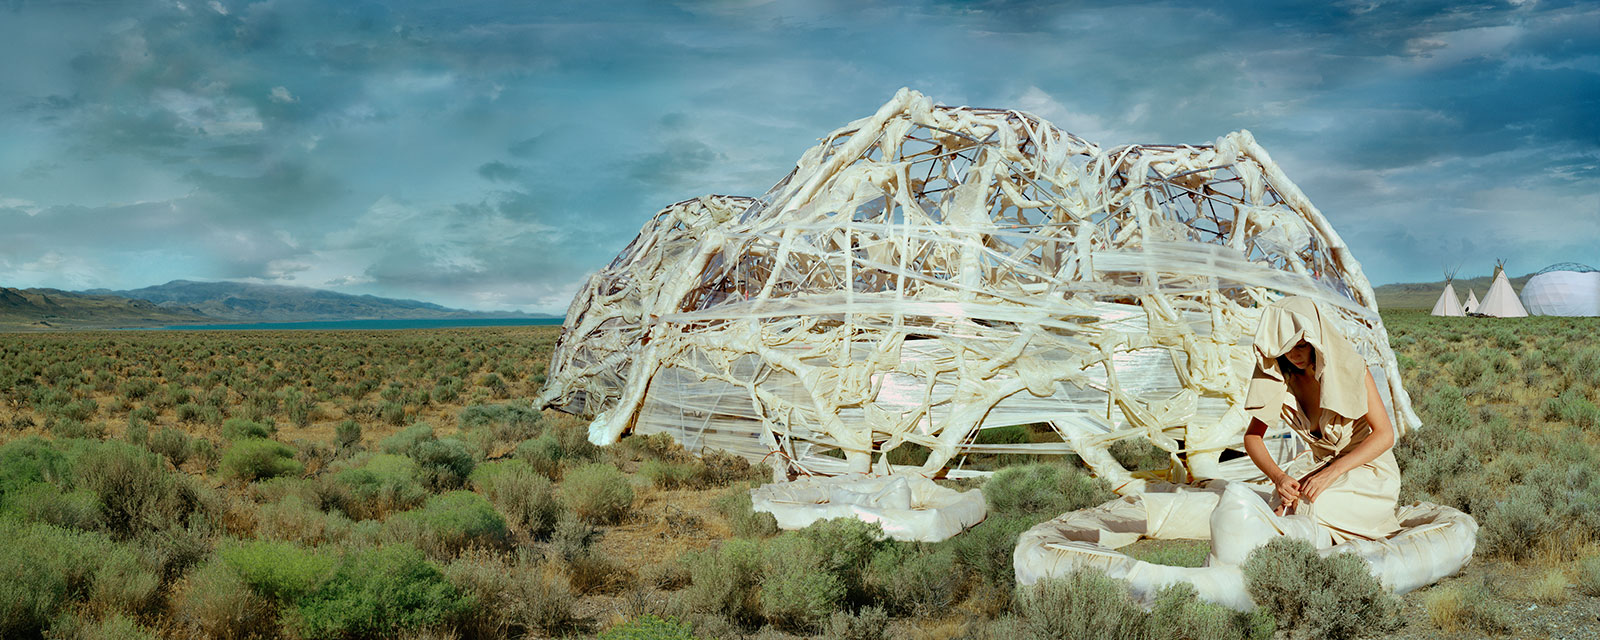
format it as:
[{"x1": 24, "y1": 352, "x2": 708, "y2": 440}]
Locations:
[
  {"x1": 1462, "y1": 289, "x2": 1479, "y2": 314},
  {"x1": 540, "y1": 88, "x2": 1421, "y2": 490},
  {"x1": 1522, "y1": 262, "x2": 1600, "y2": 316}
]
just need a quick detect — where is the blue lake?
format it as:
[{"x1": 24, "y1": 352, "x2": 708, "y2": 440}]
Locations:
[{"x1": 145, "y1": 318, "x2": 563, "y2": 331}]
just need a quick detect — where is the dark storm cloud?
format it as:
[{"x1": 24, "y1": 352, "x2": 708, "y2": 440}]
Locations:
[
  {"x1": 476, "y1": 161, "x2": 523, "y2": 182},
  {"x1": 1, "y1": 0, "x2": 1597, "y2": 309}
]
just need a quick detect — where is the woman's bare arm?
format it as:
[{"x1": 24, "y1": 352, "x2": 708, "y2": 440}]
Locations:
[
  {"x1": 1244, "y1": 415, "x2": 1300, "y2": 513},
  {"x1": 1243, "y1": 417, "x2": 1290, "y2": 485},
  {"x1": 1301, "y1": 370, "x2": 1395, "y2": 502}
]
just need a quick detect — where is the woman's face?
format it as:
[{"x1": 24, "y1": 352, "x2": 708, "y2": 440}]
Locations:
[{"x1": 1285, "y1": 341, "x2": 1313, "y2": 370}]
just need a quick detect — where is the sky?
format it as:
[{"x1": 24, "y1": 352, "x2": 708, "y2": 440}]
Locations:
[{"x1": 1, "y1": 0, "x2": 1596, "y2": 313}]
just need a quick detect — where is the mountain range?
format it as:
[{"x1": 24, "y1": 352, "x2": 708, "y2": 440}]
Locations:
[
  {"x1": 0, "y1": 272, "x2": 1537, "y2": 331},
  {"x1": 1, "y1": 280, "x2": 553, "y2": 330}
]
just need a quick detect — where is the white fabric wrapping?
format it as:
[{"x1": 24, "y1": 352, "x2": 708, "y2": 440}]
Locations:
[
  {"x1": 1013, "y1": 481, "x2": 1477, "y2": 611},
  {"x1": 750, "y1": 475, "x2": 987, "y2": 542}
]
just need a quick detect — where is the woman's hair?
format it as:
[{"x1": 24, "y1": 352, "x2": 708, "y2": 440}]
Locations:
[{"x1": 1276, "y1": 343, "x2": 1316, "y2": 376}]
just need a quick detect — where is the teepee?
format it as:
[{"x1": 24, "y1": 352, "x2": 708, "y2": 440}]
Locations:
[
  {"x1": 1463, "y1": 289, "x2": 1480, "y2": 314},
  {"x1": 1430, "y1": 268, "x2": 1464, "y2": 317},
  {"x1": 1479, "y1": 260, "x2": 1528, "y2": 318}
]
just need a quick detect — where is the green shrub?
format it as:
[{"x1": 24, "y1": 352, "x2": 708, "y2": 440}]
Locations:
[
  {"x1": 50, "y1": 417, "x2": 105, "y2": 440},
  {"x1": 1110, "y1": 438, "x2": 1171, "y2": 472},
  {"x1": 332, "y1": 454, "x2": 426, "y2": 520},
  {"x1": 4, "y1": 482, "x2": 100, "y2": 530},
  {"x1": 1241, "y1": 538, "x2": 1402, "y2": 640},
  {"x1": 470, "y1": 460, "x2": 560, "y2": 538},
  {"x1": 124, "y1": 415, "x2": 149, "y2": 446},
  {"x1": 1477, "y1": 484, "x2": 1560, "y2": 559},
  {"x1": 74, "y1": 440, "x2": 208, "y2": 539},
  {"x1": 982, "y1": 462, "x2": 1112, "y2": 517},
  {"x1": 176, "y1": 401, "x2": 205, "y2": 423},
  {"x1": 1014, "y1": 569, "x2": 1149, "y2": 640},
  {"x1": 863, "y1": 543, "x2": 962, "y2": 616},
  {"x1": 823, "y1": 606, "x2": 889, "y2": 640},
  {"x1": 949, "y1": 513, "x2": 1037, "y2": 591},
  {"x1": 683, "y1": 538, "x2": 764, "y2": 625},
  {"x1": 458, "y1": 403, "x2": 542, "y2": 443},
  {"x1": 515, "y1": 432, "x2": 566, "y2": 479},
  {"x1": 1423, "y1": 581, "x2": 1512, "y2": 634},
  {"x1": 1150, "y1": 582, "x2": 1253, "y2": 640},
  {"x1": 796, "y1": 517, "x2": 886, "y2": 600},
  {"x1": 381, "y1": 422, "x2": 436, "y2": 455},
  {"x1": 89, "y1": 544, "x2": 163, "y2": 617},
  {"x1": 149, "y1": 427, "x2": 193, "y2": 467},
  {"x1": 411, "y1": 438, "x2": 476, "y2": 491},
  {"x1": 444, "y1": 549, "x2": 580, "y2": 638},
  {"x1": 694, "y1": 448, "x2": 766, "y2": 488},
  {"x1": 759, "y1": 534, "x2": 846, "y2": 630},
  {"x1": 385, "y1": 491, "x2": 509, "y2": 560},
  {"x1": 559, "y1": 463, "x2": 634, "y2": 525},
  {"x1": 712, "y1": 488, "x2": 780, "y2": 539},
  {"x1": 0, "y1": 518, "x2": 109, "y2": 637},
  {"x1": 291, "y1": 544, "x2": 469, "y2": 639},
  {"x1": 257, "y1": 494, "x2": 356, "y2": 547},
  {"x1": 45, "y1": 612, "x2": 160, "y2": 640},
  {"x1": 220, "y1": 539, "x2": 337, "y2": 602},
  {"x1": 641, "y1": 459, "x2": 697, "y2": 489},
  {"x1": 334, "y1": 420, "x2": 362, "y2": 449},
  {"x1": 601, "y1": 614, "x2": 699, "y2": 640},
  {"x1": 222, "y1": 417, "x2": 274, "y2": 441},
  {"x1": 1578, "y1": 553, "x2": 1600, "y2": 597},
  {"x1": 380, "y1": 401, "x2": 407, "y2": 426},
  {"x1": 0, "y1": 437, "x2": 72, "y2": 495},
  {"x1": 220, "y1": 438, "x2": 303, "y2": 483}
]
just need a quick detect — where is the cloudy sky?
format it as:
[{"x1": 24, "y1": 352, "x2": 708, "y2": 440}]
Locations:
[{"x1": 2, "y1": 1, "x2": 1596, "y2": 313}]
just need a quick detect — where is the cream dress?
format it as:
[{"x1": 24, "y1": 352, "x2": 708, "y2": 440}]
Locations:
[
  {"x1": 1277, "y1": 380, "x2": 1403, "y2": 543},
  {"x1": 1209, "y1": 296, "x2": 1403, "y2": 565}
]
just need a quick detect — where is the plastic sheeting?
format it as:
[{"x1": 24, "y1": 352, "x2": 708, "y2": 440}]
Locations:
[
  {"x1": 1013, "y1": 481, "x2": 1477, "y2": 611},
  {"x1": 750, "y1": 474, "x2": 987, "y2": 542},
  {"x1": 538, "y1": 88, "x2": 1421, "y2": 486}
]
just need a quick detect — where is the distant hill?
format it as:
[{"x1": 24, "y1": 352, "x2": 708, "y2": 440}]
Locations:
[
  {"x1": 1373, "y1": 273, "x2": 1533, "y2": 311},
  {"x1": 0, "y1": 287, "x2": 210, "y2": 330},
  {"x1": 85, "y1": 280, "x2": 548, "y2": 323}
]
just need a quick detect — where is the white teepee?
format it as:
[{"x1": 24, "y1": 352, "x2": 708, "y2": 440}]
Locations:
[
  {"x1": 1431, "y1": 268, "x2": 1464, "y2": 317},
  {"x1": 1463, "y1": 289, "x2": 1480, "y2": 314},
  {"x1": 1479, "y1": 261, "x2": 1528, "y2": 318}
]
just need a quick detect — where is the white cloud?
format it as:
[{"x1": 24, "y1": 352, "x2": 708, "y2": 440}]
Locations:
[
  {"x1": 153, "y1": 88, "x2": 264, "y2": 136},
  {"x1": 1014, "y1": 86, "x2": 1135, "y2": 146},
  {"x1": 269, "y1": 86, "x2": 298, "y2": 103}
]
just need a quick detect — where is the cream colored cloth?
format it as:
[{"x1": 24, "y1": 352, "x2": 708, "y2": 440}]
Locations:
[{"x1": 1243, "y1": 297, "x2": 1401, "y2": 543}]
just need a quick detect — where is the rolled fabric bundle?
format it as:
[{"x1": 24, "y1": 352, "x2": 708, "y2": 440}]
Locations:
[
  {"x1": 1013, "y1": 481, "x2": 1476, "y2": 611},
  {"x1": 751, "y1": 474, "x2": 987, "y2": 542}
]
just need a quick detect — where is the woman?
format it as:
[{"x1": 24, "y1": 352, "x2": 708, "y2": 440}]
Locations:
[{"x1": 1210, "y1": 296, "x2": 1402, "y2": 564}]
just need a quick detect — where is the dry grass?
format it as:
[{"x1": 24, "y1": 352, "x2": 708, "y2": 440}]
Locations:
[{"x1": 1525, "y1": 568, "x2": 1571, "y2": 605}]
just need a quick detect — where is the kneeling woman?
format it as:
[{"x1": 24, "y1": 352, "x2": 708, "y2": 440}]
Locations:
[{"x1": 1212, "y1": 296, "x2": 1401, "y2": 564}]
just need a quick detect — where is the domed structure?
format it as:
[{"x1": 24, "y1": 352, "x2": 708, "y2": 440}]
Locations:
[
  {"x1": 1522, "y1": 262, "x2": 1600, "y2": 316},
  {"x1": 538, "y1": 88, "x2": 1419, "y2": 488}
]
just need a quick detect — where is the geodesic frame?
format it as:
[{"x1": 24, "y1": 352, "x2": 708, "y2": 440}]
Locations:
[{"x1": 538, "y1": 88, "x2": 1420, "y2": 490}]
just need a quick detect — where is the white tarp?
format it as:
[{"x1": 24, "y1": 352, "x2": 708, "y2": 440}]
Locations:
[
  {"x1": 1013, "y1": 481, "x2": 1477, "y2": 611},
  {"x1": 750, "y1": 474, "x2": 987, "y2": 542}
]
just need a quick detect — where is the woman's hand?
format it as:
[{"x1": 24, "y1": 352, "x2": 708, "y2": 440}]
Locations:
[
  {"x1": 1273, "y1": 475, "x2": 1301, "y2": 515},
  {"x1": 1299, "y1": 468, "x2": 1342, "y2": 503}
]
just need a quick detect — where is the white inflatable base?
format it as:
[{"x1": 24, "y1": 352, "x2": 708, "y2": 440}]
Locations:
[
  {"x1": 750, "y1": 474, "x2": 987, "y2": 542},
  {"x1": 1013, "y1": 481, "x2": 1477, "y2": 611}
]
